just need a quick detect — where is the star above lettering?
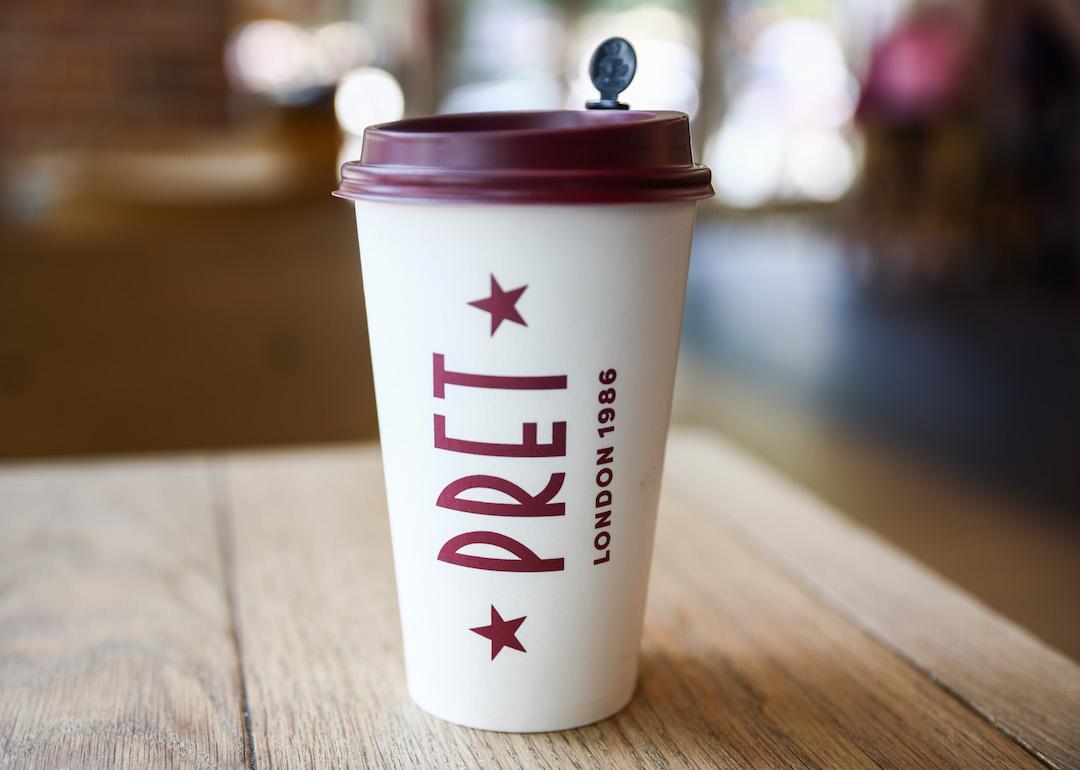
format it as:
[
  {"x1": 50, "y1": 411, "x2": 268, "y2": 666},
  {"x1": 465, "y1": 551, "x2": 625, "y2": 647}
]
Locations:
[
  {"x1": 468, "y1": 274, "x2": 527, "y2": 336},
  {"x1": 470, "y1": 605, "x2": 527, "y2": 660}
]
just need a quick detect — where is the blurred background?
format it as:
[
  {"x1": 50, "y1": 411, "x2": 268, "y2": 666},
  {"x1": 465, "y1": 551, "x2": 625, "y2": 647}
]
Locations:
[{"x1": 1, "y1": 0, "x2": 1078, "y2": 656}]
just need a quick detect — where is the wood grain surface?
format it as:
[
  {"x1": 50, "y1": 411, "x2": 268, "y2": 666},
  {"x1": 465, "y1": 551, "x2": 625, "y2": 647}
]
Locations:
[
  {"x1": 0, "y1": 458, "x2": 247, "y2": 769},
  {"x1": 665, "y1": 429, "x2": 1080, "y2": 770},
  {"x1": 2, "y1": 430, "x2": 1077, "y2": 768}
]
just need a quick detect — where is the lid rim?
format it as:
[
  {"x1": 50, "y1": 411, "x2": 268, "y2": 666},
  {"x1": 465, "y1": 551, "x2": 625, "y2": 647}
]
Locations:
[{"x1": 333, "y1": 189, "x2": 713, "y2": 204}]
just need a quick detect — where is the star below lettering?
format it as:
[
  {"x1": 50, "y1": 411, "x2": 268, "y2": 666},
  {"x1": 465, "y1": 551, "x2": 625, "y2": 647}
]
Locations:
[
  {"x1": 468, "y1": 274, "x2": 527, "y2": 336},
  {"x1": 470, "y1": 605, "x2": 527, "y2": 660}
]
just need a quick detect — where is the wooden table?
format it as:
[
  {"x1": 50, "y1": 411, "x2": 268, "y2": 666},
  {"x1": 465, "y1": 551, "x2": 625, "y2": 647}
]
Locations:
[{"x1": 1, "y1": 429, "x2": 1077, "y2": 769}]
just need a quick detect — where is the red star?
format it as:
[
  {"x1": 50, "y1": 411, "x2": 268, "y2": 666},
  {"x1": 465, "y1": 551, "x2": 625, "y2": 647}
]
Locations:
[
  {"x1": 468, "y1": 275, "x2": 527, "y2": 336},
  {"x1": 470, "y1": 605, "x2": 527, "y2": 660}
]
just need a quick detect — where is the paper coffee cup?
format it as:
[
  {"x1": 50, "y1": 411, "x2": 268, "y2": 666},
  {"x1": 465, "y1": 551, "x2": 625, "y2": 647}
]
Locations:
[{"x1": 336, "y1": 110, "x2": 712, "y2": 732}]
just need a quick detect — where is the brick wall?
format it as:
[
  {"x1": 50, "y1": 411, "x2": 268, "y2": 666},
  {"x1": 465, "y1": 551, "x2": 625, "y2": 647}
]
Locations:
[{"x1": 0, "y1": 0, "x2": 231, "y2": 154}]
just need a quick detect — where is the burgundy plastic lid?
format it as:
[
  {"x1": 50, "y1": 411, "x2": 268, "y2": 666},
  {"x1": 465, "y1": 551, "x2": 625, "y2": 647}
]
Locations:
[{"x1": 334, "y1": 110, "x2": 713, "y2": 204}]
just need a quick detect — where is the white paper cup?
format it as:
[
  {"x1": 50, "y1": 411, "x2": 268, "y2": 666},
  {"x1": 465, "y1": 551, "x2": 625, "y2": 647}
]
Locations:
[{"x1": 337, "y1": 110, "x2": 712, "y2": 732}]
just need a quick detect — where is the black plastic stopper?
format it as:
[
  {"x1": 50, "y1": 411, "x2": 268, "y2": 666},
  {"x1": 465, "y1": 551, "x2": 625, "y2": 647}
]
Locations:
[{"x1": 586, "y1": 37, "x2": 636, "y2": 110}]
